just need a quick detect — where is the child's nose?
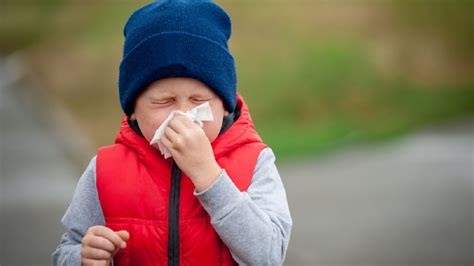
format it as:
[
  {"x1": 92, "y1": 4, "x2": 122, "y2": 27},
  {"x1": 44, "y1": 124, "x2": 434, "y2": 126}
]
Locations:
[{"x1": 177, "y1": 101, "x2": 193, "y2": 112}]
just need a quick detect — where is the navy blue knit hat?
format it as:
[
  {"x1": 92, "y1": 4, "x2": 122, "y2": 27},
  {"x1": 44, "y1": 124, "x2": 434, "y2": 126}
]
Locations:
[{"x1": 119, "y1": 0, "x2": 237, "y2": 115}]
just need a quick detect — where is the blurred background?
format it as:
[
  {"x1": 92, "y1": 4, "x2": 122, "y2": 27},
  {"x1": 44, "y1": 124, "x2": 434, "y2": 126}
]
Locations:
[{"x1": 1, "y1": 0, "x2": 473, "y2": 265}]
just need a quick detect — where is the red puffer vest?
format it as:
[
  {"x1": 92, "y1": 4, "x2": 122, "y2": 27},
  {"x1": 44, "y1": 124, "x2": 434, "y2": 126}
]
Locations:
[{"x1": 96, "y1": 95, "x2": 267, "y2": 266}]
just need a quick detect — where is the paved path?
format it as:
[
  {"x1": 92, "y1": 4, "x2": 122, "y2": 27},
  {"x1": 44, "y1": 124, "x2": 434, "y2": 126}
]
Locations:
[
  {"x1": 282, "y1": 118, "x2": 473, "y2": 265},
  {"x1": 1, "y1": 54, "x2": 472, "y2": 265},
  {"x1": 1, "y1": 55, "x2": 81, "y2": 266}
]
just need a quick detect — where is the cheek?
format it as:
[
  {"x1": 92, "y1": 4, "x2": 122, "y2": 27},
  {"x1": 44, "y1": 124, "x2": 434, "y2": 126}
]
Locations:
[
  {"x1": 203, "y1": 120, "x2": 223, "y2": 143},
  {"x1": 136, "y1": 112, "x2": 169, "y2": 142},
  {"x1": 203, "y1": 106, "x2": 225, "y2": 142}
]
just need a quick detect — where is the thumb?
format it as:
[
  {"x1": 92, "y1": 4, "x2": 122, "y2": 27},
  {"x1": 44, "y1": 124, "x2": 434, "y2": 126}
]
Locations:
[
  {"x1": 116, "y1": 230, "x2": 130, "y2": 242},
  {"x1": 112, "y1": 230, "x2": 130, "y2": 256}
]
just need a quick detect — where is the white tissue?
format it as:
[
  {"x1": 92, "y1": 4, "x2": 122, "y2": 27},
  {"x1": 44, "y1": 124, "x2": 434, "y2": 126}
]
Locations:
[{"x1": 150, "y1": 102, "x2": 214, "y2": 159}]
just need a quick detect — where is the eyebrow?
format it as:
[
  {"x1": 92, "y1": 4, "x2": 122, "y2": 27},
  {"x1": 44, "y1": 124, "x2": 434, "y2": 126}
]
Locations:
[
  {"x1": 190, "y1": 93, "x2": 210, "y2": 98},
  {"x1": 190, "y1": 90, "x2": 213, "y2": 97},
  {"x1": 148, "y1": 93, "x2": 174, "y2": 100}
]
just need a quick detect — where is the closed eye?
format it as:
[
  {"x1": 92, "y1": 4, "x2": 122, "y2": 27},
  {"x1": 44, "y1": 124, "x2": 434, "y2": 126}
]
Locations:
[
  {"x1": 151, "y1": 99, "x2": 174, "y2": 105},
  {"x1": 150, "y1": 97, "x2": 174, "y2": 104},
  {"x1": 192, "y1": 98, "x2": 209, "y2": 102}
]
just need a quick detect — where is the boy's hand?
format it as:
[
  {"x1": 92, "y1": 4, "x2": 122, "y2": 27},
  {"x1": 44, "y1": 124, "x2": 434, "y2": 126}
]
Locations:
[
  {"x1": 81, "y1": 225, "x2": 129, "y2": 266},
  {"x1": 161, "y1": 114, "x2": 222, "y2": 192}
]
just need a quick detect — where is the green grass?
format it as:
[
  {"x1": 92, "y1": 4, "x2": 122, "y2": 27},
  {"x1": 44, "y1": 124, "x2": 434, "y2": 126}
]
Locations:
[{"x1": 239, "y1": 40, "x2": 474, "y2": 159}]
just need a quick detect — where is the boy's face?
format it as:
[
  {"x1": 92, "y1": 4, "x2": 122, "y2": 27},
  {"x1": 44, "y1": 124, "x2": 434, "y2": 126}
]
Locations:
[{"x1": 131, "y1": 77, "x2": 229, "y2": 143}]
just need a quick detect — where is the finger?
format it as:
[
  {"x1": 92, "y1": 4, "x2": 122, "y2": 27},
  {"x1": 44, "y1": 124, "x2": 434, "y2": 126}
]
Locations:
[
  {"x1": 160, "y1": 133, "x2": 177, "y2": 152},
  {"x1": 112, "y1": 231, "x2": 130, "y2": 256},
  {"x1": 83, "y1": 235, "x2": 115, "y2": 253},
  {"x1": 167, "y1": 115, "x2": 189, "y2": 132},
  {"x1": 81, "y1": 246, "x2": 113, "y2": 260},
  {"x1": 164, "y1": 126, "x2": 179, "y2": 142},
  {"x1": 90, "y1": 226, "x2": 126, "y2": 249},
  {"x1": 82, "y1": 258, "x2": 110, "y2": 266},
  {"x1": 164, "y1": 129, "x2": 185, "y2": 151},
  {"x1": 116, "y1": 230, "x2": 130, "y2": 242},
  {"x1": 174, "y1": 114, "x2": 196, "y2": 128}
]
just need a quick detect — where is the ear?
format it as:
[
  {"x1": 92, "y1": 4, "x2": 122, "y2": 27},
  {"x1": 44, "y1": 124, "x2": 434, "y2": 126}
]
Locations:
[
  {"x1": 130, "y1": 113, "x2": 136, "y2": 120},
  {"x1": 224, "y1": 110, "x2": 230, "y2": 116}
]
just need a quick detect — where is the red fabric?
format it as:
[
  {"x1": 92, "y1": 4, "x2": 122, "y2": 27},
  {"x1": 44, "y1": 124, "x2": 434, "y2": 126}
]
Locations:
[{"x1": 96, "y1": 95, "x2": 267, "y2": 265}]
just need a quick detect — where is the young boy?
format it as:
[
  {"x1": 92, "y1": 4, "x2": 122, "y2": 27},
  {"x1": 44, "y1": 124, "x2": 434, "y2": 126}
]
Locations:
[{"x1": 52, "y1": 1, "x2": 292, "y2": 265}]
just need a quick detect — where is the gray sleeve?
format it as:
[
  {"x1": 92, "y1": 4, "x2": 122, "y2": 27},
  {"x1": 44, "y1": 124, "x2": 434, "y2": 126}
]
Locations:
[
  {"x1": 195, "y1": 147, "x2": 293, "y2": 266},
  {"x1": 52, "y1": 156, "x2": 105, "y2": 266}
]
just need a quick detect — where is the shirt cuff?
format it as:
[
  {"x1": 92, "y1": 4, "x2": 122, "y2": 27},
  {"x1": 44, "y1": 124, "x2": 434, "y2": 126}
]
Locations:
[
  {"x1": 194, "y1": 169, "x2": 242, "y2": 220},
  {"x1": 70, "y1": 245, "x2": 82, "y2": 266}
]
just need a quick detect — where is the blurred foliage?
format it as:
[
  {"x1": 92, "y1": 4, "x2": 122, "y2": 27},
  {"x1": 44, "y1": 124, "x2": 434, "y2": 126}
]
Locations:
[
  {"x1": 1, "y1": 1, "x2": 59, "y2": 52},
  {"x1": 1, "y1": 0, "x2": 473, "y2": 159},
  {"x1": 240, "y1": 38, "x2": 474, "y2": 157},
  {"x1": 393, "y1": 0, "x2": 474, "y2": 53}
]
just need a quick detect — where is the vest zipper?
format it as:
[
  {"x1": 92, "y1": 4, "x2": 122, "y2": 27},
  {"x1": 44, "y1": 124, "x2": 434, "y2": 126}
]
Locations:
[{"x1": 168, "y1": 161, "x2": 181, "y2": 266}]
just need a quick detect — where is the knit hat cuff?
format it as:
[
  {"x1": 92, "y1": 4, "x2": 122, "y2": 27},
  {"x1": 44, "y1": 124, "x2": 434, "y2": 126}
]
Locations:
[{"x1": 119, "y1": 32, "x2": 237, "y2": 115}]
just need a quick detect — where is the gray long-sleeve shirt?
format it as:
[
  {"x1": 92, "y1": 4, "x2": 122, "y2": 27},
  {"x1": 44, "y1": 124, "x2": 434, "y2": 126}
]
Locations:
[{"x1": 52, "y1": 147, "x2": 292, "y2": 265}]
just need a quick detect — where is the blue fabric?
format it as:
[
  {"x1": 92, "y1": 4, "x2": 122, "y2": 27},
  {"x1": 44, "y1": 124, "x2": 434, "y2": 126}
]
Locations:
[{"x1": 119, "y1": 0, "x2": 237, "y2": 115}]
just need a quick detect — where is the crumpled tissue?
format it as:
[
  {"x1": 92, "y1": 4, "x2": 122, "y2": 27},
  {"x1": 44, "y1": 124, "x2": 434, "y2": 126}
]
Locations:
[{"x1": 150, "y1": 102, "x2": 214, "y2": 159}]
